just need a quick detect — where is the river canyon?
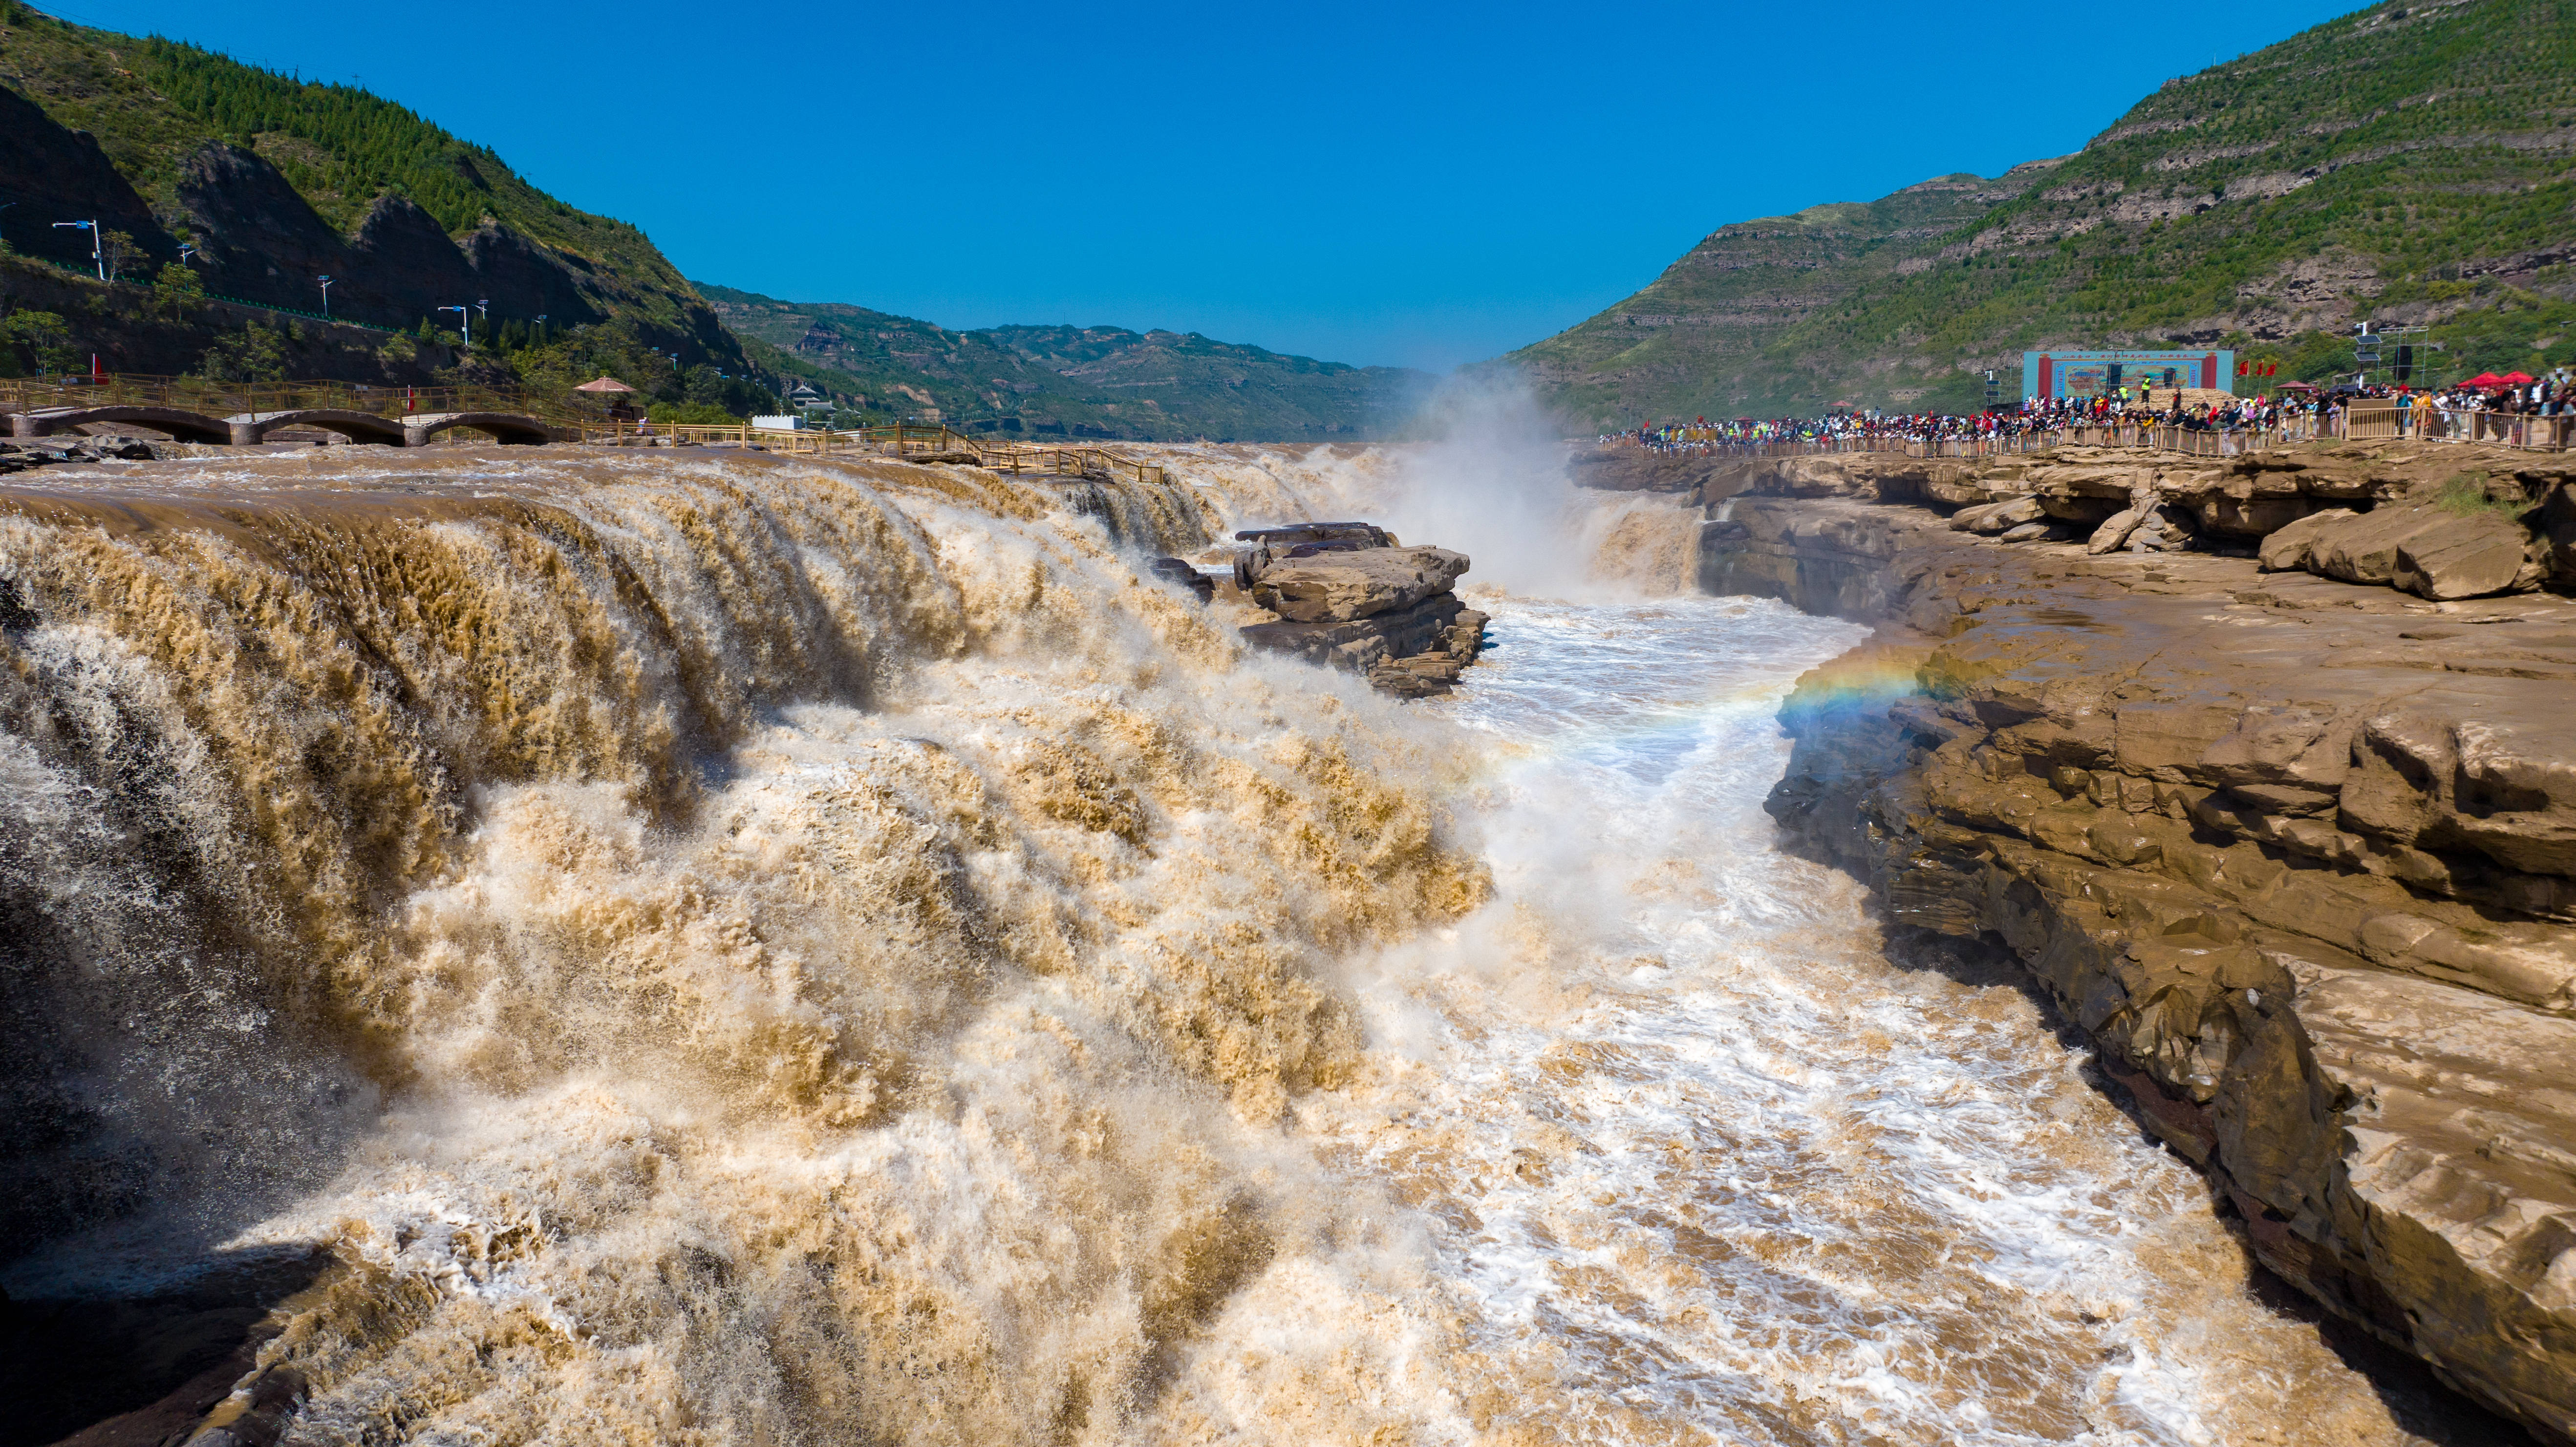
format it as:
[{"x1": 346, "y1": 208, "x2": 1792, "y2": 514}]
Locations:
[{"x1": 0, "y1": 435, "x2": 2544, "y2": 1446}]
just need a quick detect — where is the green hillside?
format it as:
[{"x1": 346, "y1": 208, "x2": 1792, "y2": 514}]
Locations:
[
  {"x1": 1511, "y1": 0, "x2": 2576, "y2": 423},
  {"x1": 706, "y1": 285, "x2": 1431, "y2": 442},
  {"x1": 0, "y1": 0, "x2": 742, "y2": 379}
]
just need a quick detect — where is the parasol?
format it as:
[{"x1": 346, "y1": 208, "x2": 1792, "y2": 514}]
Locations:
[{"x1": 575, "y1": 376, "x2": 636, "y2": 394}]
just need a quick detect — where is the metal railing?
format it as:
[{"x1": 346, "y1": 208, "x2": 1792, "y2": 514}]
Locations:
[
  {"x1": 2408, "y1": 407, "x2": 2572, "y2": 451},
  {"x1": 1602, "y1": 418, "x2": 2333, "y2": 461}
]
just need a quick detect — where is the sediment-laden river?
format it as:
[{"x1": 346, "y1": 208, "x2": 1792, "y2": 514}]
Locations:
[
  {"x1": 1287, "y1": 593, "x2": 2487, "y2": 1446},
  {"x1": 0, "y1": 446, "x2": 2491, "y2": 1445}
]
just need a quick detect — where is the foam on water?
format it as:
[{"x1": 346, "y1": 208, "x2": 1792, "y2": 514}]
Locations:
[
  {"x1": 1271, "y1": 592, "x2": 2457, "y2": 1447},
  {"x1": 0, "y1": 444, "x2": 2478, "y2": 1445}
]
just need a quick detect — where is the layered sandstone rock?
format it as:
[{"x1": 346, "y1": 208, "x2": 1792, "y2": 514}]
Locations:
[
  {"x1": 1690, "y1": 452, "x2": 2576, "y2": 1440},
  {"x1": 1653, "y1": 439, "x2": 2576, "y2": 602},
  {"x1": 1221, "y1": 527, "x2": 1487, "y2": 696},
  {"x1": 1249, "y1": 544, "x2": 1469, "y2": 624}
]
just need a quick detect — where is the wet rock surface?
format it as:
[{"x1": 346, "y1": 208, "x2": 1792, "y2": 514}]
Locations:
[
  {"x1": 0, "y1": 437, "x2": 164, "y2": 473},
  {"x1": 0, "y1": 1247, "x2": 328, "y2": 1447},
  {"x1": 1218, "y1": 525, "x2": 1488, "y2": 696},
  {"x1": 1694, "y1": 448, "x2": 2576, "y2": 1441}
]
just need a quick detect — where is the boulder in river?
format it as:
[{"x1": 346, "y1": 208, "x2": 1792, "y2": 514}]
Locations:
[{"x1": 1229, "y1": 524, "x2": 1485, "y2": 695}]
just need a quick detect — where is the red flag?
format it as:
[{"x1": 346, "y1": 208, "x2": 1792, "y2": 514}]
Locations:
[{"x1": 2236, "y1": 361, "x2": 2248, "y2": 376}]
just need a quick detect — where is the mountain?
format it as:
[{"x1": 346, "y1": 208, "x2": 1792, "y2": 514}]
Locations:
[
  {"x1": 1509, "y1": 0, "x2": 2576, "y2": 423},
  {"x1": 0, "y1": 0, "x2": 739, "y2": 369},
  {"x1": 703, "y1": 285, "x2": 1433, "y2": 442}
]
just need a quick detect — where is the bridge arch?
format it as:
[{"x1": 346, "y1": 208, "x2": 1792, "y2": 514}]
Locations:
[
  {"x1": 226, "y1": 409, "x2": 410, "y2": 447},
  {"x1": 12, "y1": 405, "x2": 231, "y2": 445},
  {"x1": 400, "y1": 412, "x2": 556, "y2": 447}
]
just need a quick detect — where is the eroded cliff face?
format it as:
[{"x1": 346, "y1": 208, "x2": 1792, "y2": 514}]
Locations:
[
  {"x1": 173, "y1": 143, "x2": 609, "y2": 332},
  {"x1": 1687, "y1": 451, "x2": 2576, "y2": 1439}
]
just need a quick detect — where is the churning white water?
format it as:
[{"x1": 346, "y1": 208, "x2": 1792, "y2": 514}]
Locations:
[
  {"x1": 1276, "y1": 594, "x2": 2468, "y2": 1447},
  {"x1": 0, "y1": 445, "x2": 2488, "y2": 1446}
]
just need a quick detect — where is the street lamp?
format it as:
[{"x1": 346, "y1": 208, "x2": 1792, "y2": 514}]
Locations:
[
  {"x1": 317, "y1": 275, "x2": 333, "y2": 319},
  {"x1": 52, "y1": 219, "x2": 101, "y2": 280},
  {"x1": 437, "y1": 304, "x2": 469, "y2": 347},
  {"x1": 178, "y1": 245, "x2": 198, "y2": 265}
]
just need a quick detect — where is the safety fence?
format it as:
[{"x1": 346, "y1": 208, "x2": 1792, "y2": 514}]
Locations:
[
  {"x1": 1600, "y1": 405, "x2": 2576, "y2": 460},
  {"x1": 2404, "y1": 407, "x2": 2573, "y2": 451},
  {"x1": 1603, "y1": 417, "x2": 2334, "y2": 461}
]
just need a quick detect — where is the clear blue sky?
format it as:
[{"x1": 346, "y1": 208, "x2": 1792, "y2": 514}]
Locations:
[{"x1": 51, "y1": 0, "x2": 2359, "y2": 370}]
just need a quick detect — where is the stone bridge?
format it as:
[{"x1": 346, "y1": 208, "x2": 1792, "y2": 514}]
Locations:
[{"x1": 6, "y1": 404, "x2": 563, "y2": 447}]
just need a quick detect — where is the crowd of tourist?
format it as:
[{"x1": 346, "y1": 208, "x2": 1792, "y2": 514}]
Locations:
[
  {"x1": 1604, "y1": 387, "x2": 2330, "y2": 455},
  {"x1": 2425, "y1": 366, "x2": 2576, "y2": 416}
]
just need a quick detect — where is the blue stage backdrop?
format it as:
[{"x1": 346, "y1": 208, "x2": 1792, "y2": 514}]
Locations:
[{"x1": 2021, "y1": 349, "x2": 2235, "y2": 399}]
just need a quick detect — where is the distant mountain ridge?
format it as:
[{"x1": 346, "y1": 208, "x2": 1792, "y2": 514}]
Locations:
[
  {"x1": 704, "y1": 285, "x2": 1431, "y2": 442},
  {"x1": 1510, "y1": 0, "x2": 2576, "y2": 422}
]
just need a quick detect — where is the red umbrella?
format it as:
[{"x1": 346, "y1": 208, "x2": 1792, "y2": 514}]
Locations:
[
  {"x1": 2464, "y1": 373, "x2": 2507, "y2": 387},
  {"x1": 2499, "y1": 371, "x2": 2536, "y2": 385}
]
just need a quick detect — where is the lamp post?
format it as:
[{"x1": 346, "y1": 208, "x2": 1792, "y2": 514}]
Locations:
[
  {"x1": 317, "y1": 275, "x2": 333, "y2": 319},
  {"x1": 178, "y1": 245, "x2": 198, "y2": 265},
  {"x1": 52, "y1": 219, "x2": 101, "y2": 280},
  {"x1": 437, "y1": 304, "x2": 469, "y2": 348}
]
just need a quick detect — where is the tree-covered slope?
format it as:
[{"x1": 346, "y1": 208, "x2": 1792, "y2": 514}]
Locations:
[
  {"x1": 706, "y1": 285, "x2": 1432, "y2": 442},
  {"x1": 1510, "y1": 0, "x2": 2576, "y2": 423},
  {"x1": 0, "y1": 0, "x2": 734, "y2": 360}
]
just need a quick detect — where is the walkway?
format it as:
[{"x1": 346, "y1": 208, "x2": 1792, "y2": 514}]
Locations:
[{"x1": 0, "y1": 376, "x2": 566, "y2": 447}]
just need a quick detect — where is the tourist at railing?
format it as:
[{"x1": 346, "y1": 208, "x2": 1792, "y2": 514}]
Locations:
[
  {"x1": 2404, "y1": 369, "x2": 2576, "y2": 448},
  {"x1": 1600, "y1": 388, "x2": 2329, "y2": 459}
]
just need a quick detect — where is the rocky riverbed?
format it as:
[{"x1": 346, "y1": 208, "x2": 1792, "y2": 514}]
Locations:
[{"x1": 1642, "y1": 440, "x2": 2576, "y2": 1441}]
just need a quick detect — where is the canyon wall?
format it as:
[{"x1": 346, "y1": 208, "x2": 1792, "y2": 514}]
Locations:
[{"x1": 1673, "y1": 442, "x2": 2576, "y2": 1439}]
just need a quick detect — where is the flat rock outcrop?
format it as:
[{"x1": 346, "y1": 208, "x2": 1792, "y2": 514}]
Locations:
[
  {"x1": 1679, "y1": 439, "x2": 2576, "y2": 602},
  {"x1": 1249, "y1": 543, "x2": 1469, "y2": 624},
  {"x1": 1218, "y1": 525, "x2": 1487, "y2": 696},
  {"x1": 1696, "y1": 453, "x2": 2576, "y2": 1441}
]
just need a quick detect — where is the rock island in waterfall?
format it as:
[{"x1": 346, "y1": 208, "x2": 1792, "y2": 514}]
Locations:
[{"x1": 4, "y1": 1, "x2": 2576, "y2": 1444}]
